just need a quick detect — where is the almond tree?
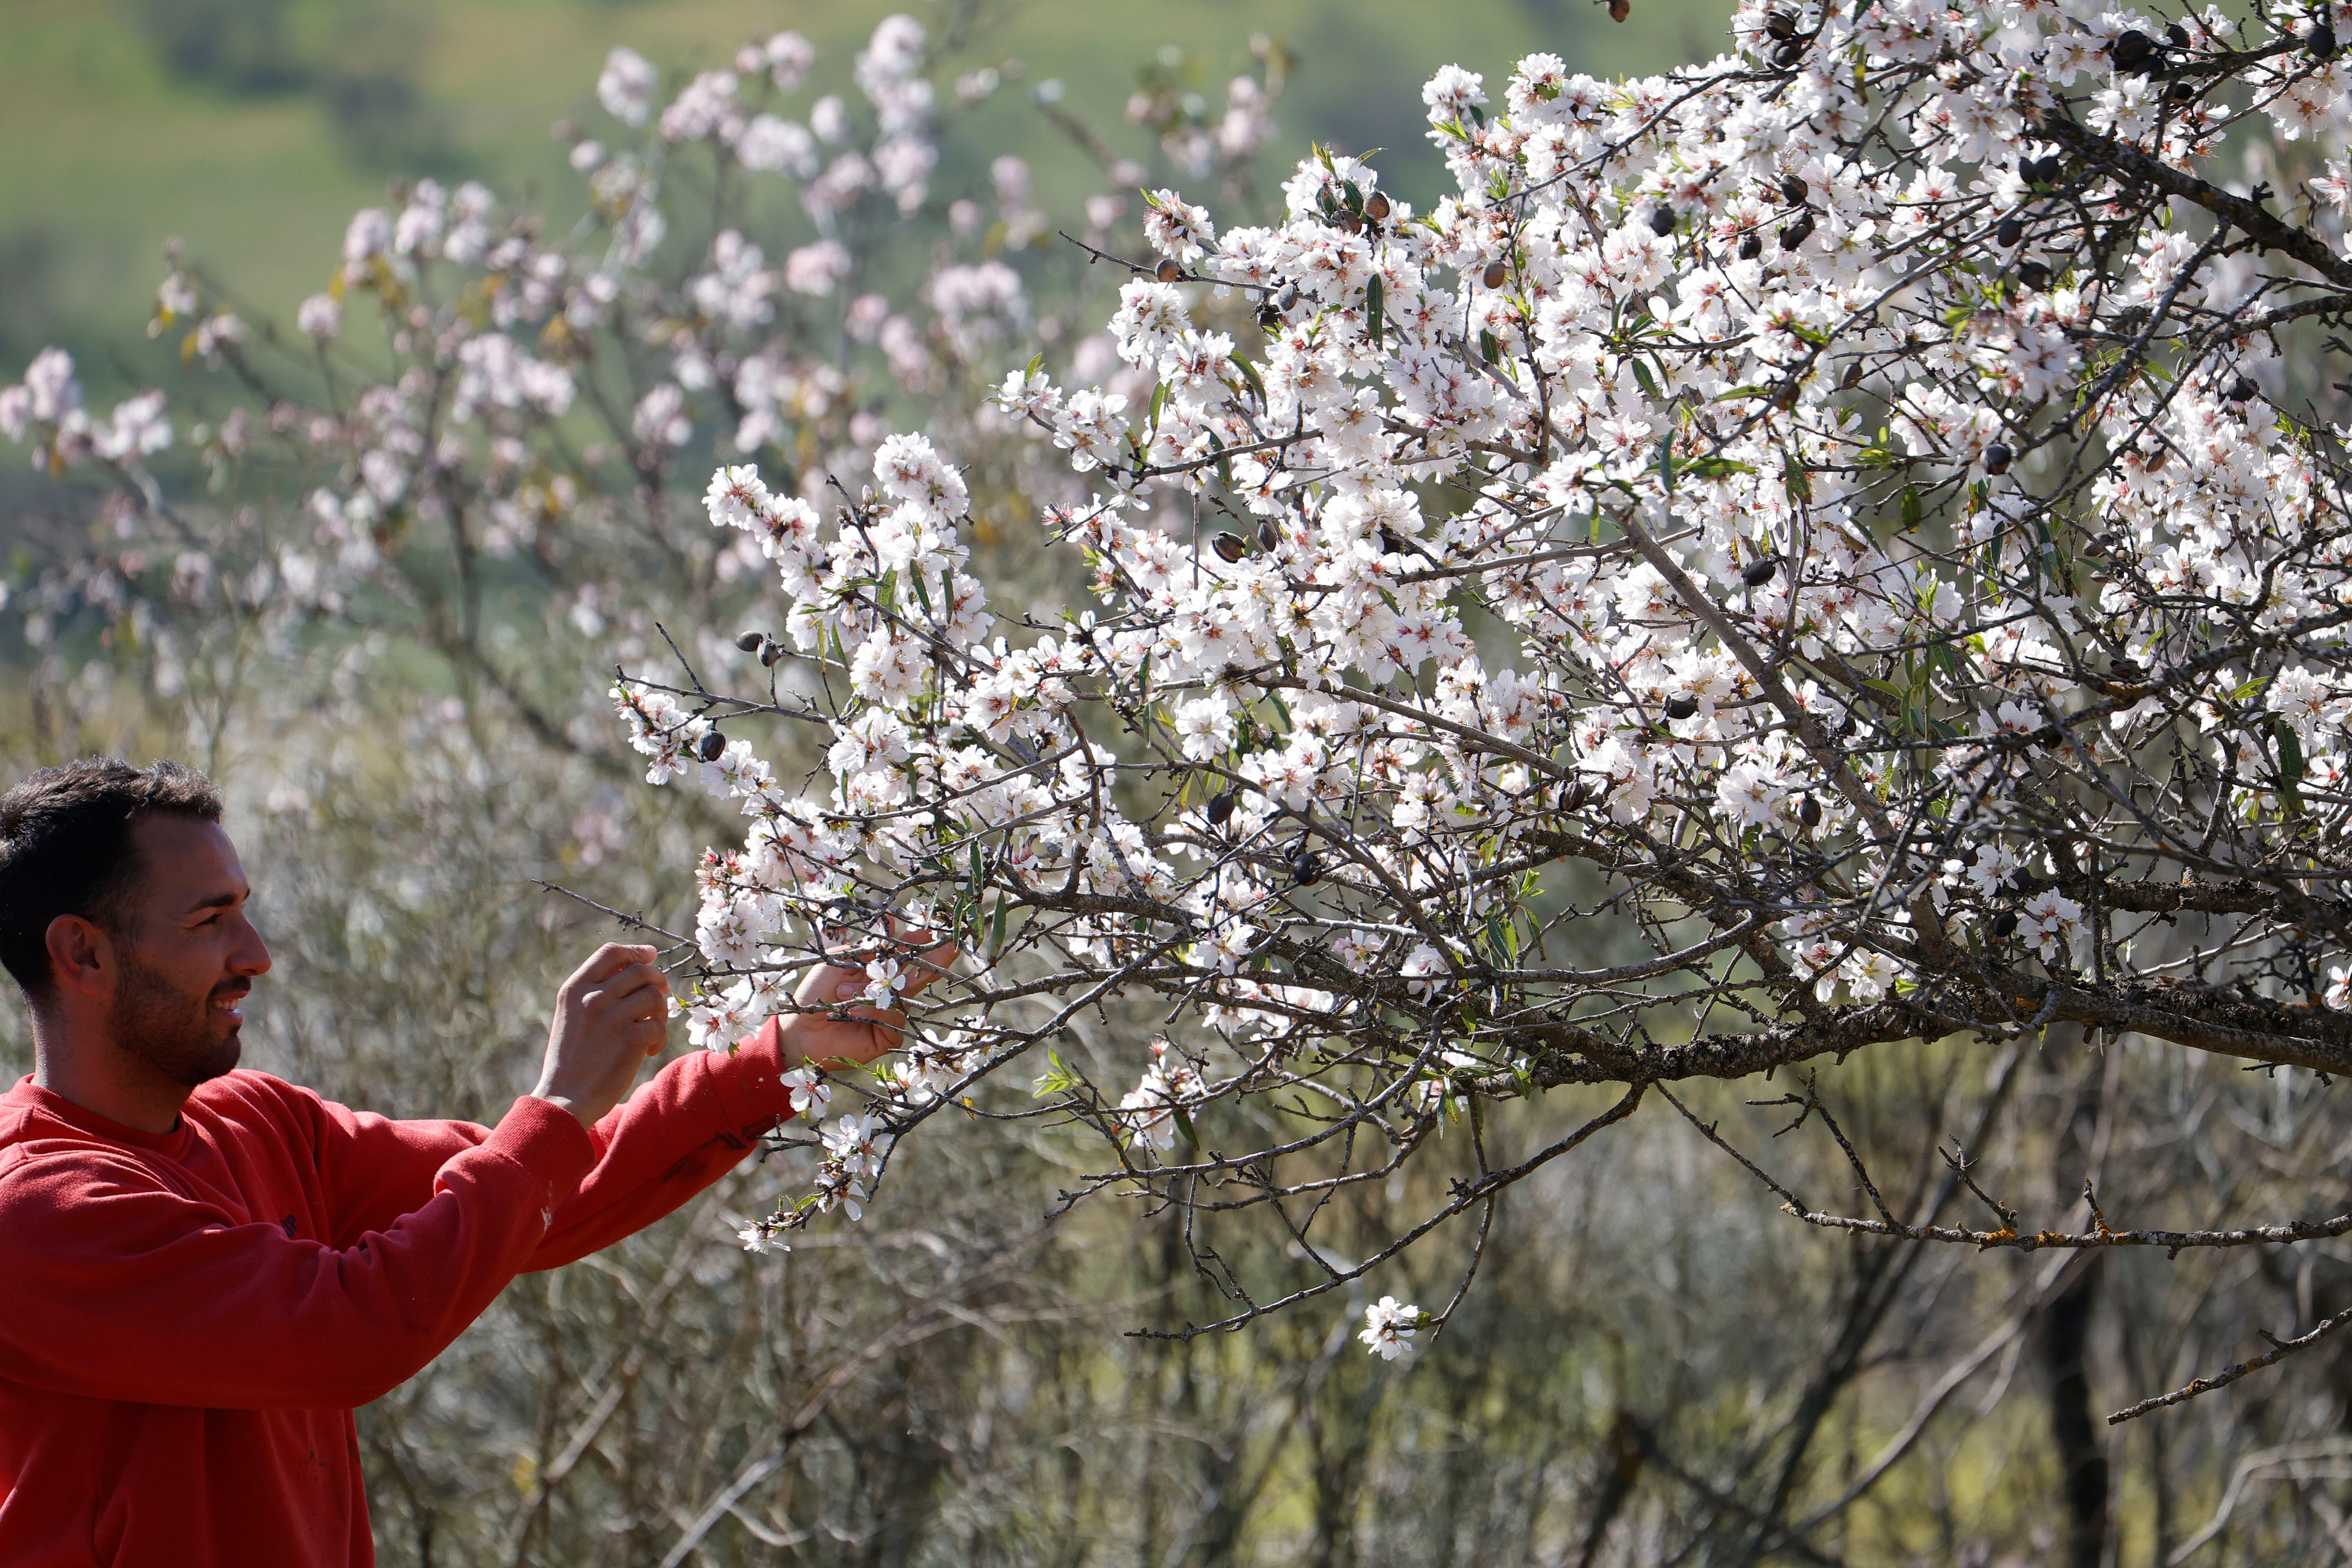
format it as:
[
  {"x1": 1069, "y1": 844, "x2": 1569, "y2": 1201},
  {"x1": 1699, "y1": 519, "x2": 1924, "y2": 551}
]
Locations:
[{"x1": 613, "y1": 0, "x2": 2352, "y2": 1431}]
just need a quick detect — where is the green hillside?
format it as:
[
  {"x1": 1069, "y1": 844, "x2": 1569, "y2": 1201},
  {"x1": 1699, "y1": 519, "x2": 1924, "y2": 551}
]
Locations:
[{"x1": 0, "y1": 0, "x2": 1729, "y2": 391}]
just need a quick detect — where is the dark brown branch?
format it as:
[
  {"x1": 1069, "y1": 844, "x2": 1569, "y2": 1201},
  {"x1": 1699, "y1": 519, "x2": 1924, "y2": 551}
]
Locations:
[{"x1": 2034, "y1": 110, "x2": 2352, "y2": 290}]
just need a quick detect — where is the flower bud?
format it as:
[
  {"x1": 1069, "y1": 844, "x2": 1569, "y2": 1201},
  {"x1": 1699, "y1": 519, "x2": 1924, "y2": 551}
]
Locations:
[
  {"x1": 1765, "y1": 9, "x2": 1798, "y2": 39},
  {"x1": 1609, "y1": 0, "x2": 1629, "y2": 20},
  {"x1": 1290, "y1": 848, "x2": 1321, "y2": 885},
  {"x1": 1156, "y1": 259, "x2": 1182, "y2": 283},
  {"x1": 1207, "y1": 790, "x2": 1236, "y2": 825},
  {"x1": 1742, "y1": 557, "x2": 1778, "y2": 587},
  {"x1": 1664, "y1": 692, "x2": 1698, "y2": 721},
  {"x1": 696, "y1": 729, "x2": 727, "y2": 762},
  {"x1": 1779, "y1": 212, "x2": 1815, "y2": 250},
  {"x1": 1995, "y1": 217, "x2": 2024, "y2": 247},
  {"x1": 2313, "y1": 23, "x2": 2338, "y2": 58},
  {"x1": 1797, "y1": 793, "x2": 1822, "y2": 828},
  {"x1": 760, "y1": 638, "x2": 786, "y2": 667},
  {"x1": 1482, "y1": 259, "x2": 1509, "y2": 289},
  {"x1": 1984, "y1": 442, "x2": 2012, "y2": 475},
  {"x1": 1258, "y1": 519, "x2": 1280, "y2": 553},
  {"x1": 1649, "y1": 206, "x2": 1677, "y2": 237},
  {"x1": 2164, "y1": 22, "x2": 2189, "y2": 48},
  {"x1": 1992, "y1": 910, "x2": 2019, "y2": 937},
  {"x1": 1364, "y1": 192, "x2": 1391, "y2": 221},
  {"x1": 1737, "y1": 231, "x2": 1763, "y2": 261},
  {"x1": 2111, "y1": 28, "x2": 2155, "y2": 70},
  {"x1": 1772, "y1": 39, "x2": 1806, "y2": 66},
  {"x1": 736, "y1": 630, "x2": 766, "y2": 652},
  {"x1": 2227, "y1": 375, "x2": 2259, "y2": 403},
  {"x1": 1212, "y1": 532, "x2": 1248, "y2": 563},
  {"x1": 2015, "y1": 260, "x2": 2050, "y2": 290},
  {"x1": 1780, "y1": 175, "x2": 1808, "y2": 205}
]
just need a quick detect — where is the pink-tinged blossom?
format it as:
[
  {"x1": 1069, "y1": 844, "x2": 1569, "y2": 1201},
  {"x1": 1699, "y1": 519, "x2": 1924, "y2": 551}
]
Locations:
[
  {"x1": 597, "y1": 46, "x2": 659, "y2": 125},
  {"x1": 783, "y1": 239, "x2": 852, "y2": 297},
  {"x1": 1359, "y1": 1296, "x2": 1421, "y2": 1360}
]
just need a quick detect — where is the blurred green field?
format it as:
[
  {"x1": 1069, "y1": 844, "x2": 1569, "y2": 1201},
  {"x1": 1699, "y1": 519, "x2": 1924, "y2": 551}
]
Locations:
[{"x1": 0, "y1": 0, "x2": 1729, "y2": 389}]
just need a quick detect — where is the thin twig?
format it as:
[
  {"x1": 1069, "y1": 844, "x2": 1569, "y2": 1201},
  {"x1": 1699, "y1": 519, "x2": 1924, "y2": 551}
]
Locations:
[{"x1": 2108, "y1": 1302, "x2": 2352, "y2": 1425}]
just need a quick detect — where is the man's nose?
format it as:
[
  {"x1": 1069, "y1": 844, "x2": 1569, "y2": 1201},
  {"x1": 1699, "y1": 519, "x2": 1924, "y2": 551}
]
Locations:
[{"x1": 231, "y1": 913, "x2": 273, "y2": 977}]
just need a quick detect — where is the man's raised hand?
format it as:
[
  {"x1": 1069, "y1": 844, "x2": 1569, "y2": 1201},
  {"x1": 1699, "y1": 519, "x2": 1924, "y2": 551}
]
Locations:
[
  {"x1": 778, "y1": 927, "x2": 958, "y2": 1073},
  {"x1": 531, "y1": 943, "x2": 670, "y2": 1128}
]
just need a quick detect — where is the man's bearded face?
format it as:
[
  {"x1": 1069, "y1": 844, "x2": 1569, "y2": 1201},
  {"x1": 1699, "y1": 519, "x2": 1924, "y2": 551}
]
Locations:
[
  {"x1": 99, "y1": 816, "x2": 266, "y2": 1090},
  {"x1": 107, "y1": 938, "x2": 246, "y2": 1089}
]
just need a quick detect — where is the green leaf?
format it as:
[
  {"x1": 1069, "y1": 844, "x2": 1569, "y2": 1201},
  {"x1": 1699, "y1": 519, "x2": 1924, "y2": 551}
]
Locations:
[
  {"x1": 1207, "y1": 428, "x2": 1234, "y2": 492},
  {"x1": 989, "y1": 893, "x2": 1008, "y2": 956},
  {"x1": 1485, "y1": 909, "x2": 1520, "y2": 964},
  {"x1": 1031, "y1": 1048, "x2": 1083, "y2": 1098},
  {"x1": 1783, "y1": 453, "x2": 1813, "y2": 503},
  {"x1": 1900, "y1": 486, "x2": 1923, "y2": 530},
  {"x1": 1681, "y1": 456, "x2": 1754, "y2": 481},
  {"x1": 1173, "y1": 1106, "x2": 1200, "y2": 1149},
  {"x1": 1481, "y1": 328, "x2": 1502, "y2": 365},
  {"x1": 2276, "y1": 720, "x2": 2306, "y2": 786},
  {"x1": 1629, "y1": 357, "x2": 1660, "y2": 399},
  {"x1": 1229, "y1": 352, "x2": 1268, "y2": 406},
  {"x1": 1366, "y1": 273, "x2": 1385, "y2": 345}
]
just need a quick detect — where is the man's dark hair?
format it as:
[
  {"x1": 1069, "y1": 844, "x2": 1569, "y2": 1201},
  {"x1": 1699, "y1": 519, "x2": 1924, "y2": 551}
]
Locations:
[{"x1": 0, "y1": 759, "x2": 223, "y2": 1002}]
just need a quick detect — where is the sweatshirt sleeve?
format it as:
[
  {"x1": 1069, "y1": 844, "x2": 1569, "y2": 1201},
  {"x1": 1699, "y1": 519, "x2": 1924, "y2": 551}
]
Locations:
[
  {"x1": 312, "y1": 1018, "x2": 799, "y2": 1270},
  {"x1": 0, "y1": 1096, "x2": 594, "y2": 1410},
  {"x1": 528, "y1": 1015, "x2": 799, "y2": 1269}
]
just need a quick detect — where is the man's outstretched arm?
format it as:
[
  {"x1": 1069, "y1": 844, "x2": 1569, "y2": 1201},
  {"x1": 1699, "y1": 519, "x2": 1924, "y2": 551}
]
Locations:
[
  {"x1": 315, "y1": 936, "x2": 956, "y2": 1267},
  {"x1": 0, "y1": 944, "x2": 664, "y2": 1410}
]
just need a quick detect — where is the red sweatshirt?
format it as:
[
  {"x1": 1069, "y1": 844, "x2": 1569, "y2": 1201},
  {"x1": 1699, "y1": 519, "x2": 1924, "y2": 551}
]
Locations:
[{"x1": 0, "y1": 1017, "x2": 796, "y2": 1567}]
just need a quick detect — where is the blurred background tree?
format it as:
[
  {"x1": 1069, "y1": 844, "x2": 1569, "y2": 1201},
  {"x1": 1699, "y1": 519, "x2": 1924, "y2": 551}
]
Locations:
[{"x1": 5, "y1": 3, "x2": 2352, "y2": 1565}]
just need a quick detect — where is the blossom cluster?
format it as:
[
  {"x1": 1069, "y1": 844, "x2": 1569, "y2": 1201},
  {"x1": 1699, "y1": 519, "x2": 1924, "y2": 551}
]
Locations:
[
  {"x1": 2, "y1": 12, "x2": 1284, "y2": 684},
  {"x1": 615, "y1": 0, "x2": 2352, "y2": 1346}
]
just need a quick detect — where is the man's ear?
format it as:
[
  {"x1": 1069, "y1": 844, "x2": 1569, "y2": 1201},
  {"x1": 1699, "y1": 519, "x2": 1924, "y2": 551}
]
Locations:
[{"x1": 43, "y1": 914, "x2": 116, "y2": 1004}]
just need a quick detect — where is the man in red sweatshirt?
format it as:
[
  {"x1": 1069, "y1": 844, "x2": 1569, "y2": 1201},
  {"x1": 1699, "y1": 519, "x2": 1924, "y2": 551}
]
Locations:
[{"x1": 0, "y1": 757, "x2": 940, "y2": 1566}]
